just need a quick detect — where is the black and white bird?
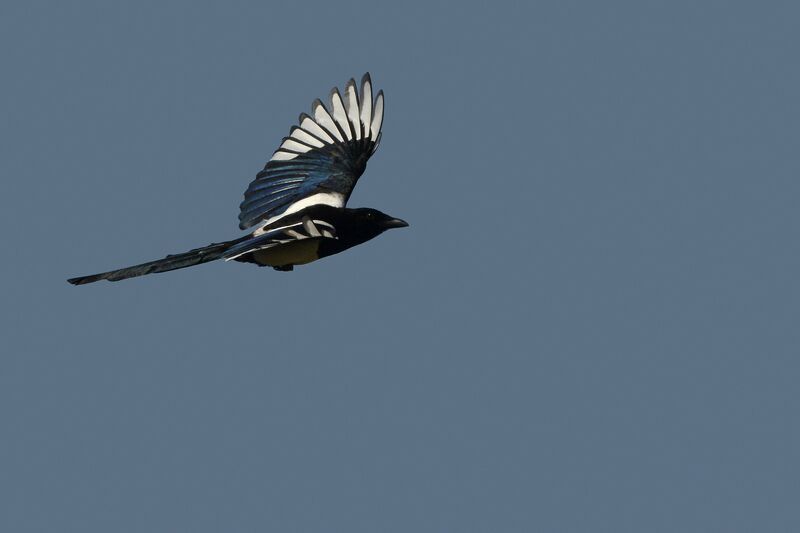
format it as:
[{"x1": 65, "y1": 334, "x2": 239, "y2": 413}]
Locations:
[{"x1": 68, "y1": 73, "x2": 407, "y2": 285}]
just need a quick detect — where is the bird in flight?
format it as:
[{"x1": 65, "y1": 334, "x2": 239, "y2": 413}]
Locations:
[{"x1": 68, "y1": 73, "x2": 407, "y2": 285}]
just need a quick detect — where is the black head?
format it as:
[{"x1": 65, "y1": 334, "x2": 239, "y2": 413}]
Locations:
[
  {"x1": 350, "y1": 207, "x2": 409, "y2": 230},
  {"x1": 335, "y1": 207, "x2": 408, "y2": 246}
]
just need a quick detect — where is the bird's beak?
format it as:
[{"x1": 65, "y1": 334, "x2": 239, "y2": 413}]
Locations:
[{"x1": 385, "y1": 217, "x2": 409, "y2": 229}]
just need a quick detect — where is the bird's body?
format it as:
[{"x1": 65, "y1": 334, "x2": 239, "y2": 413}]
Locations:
[
  {"x1": 68, "y1": 74, "x2": 407, "y2": 285},
  {"x1": 228, "y1": 205, "x2": 408, "y2": 270}
]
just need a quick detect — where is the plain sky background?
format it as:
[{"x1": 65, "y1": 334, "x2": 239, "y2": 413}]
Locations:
[{"x1": 2, "y1": 1, "x2": 799, "y2": 531}]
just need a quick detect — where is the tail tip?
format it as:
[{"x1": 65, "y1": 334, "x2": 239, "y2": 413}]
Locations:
[{"x1": 67, "y1": 275, "x2": 101, "y2": 285}]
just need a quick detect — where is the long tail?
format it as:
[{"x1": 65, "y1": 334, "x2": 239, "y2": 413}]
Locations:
[{"x1": 67, "y1": 237, "x2": 248, "y2": 285}]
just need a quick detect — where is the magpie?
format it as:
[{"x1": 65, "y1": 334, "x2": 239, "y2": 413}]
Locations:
[{"x1": 68, "y1": 73, "x2": 407, "y2": 285}]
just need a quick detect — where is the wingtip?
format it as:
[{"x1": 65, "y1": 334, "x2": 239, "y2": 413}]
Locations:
[
  {"x1": 329, "y1": 86, "x2": 344, "y2": 108},
  {"x1": 311, "y1": 97, "x2": 326, "y2": 113}
]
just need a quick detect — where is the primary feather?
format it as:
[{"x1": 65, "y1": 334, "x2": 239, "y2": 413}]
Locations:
[{"x1": 238, "y1": 74, "x2": 384, "y2": 229}]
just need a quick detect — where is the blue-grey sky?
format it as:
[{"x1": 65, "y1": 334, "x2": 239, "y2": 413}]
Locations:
[{"x1": 2, "y1": 1, "x2": 799, "y2": 532}]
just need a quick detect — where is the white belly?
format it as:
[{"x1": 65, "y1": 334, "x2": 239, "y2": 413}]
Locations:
[{"x1": 252, "y1": 239, "x2": 321, "y2": 267}]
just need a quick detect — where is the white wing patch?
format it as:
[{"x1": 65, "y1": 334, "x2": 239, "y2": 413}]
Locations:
[
  {"x1": 278, "y1": 138, "x2": 313, "y2": 154},
  {"x1": 344, "y1": 79, "x2": 361, "y2": 140},
  {"x1": 330, "y1": 89, "x2": 352, "y2": 139},
  {"x1": 299, "y1": 116, "x2": 335, "y2": 144},
  {"x1": 312, "y1": 100, "x2": 344, "y2": 143},
  {"x1": 253, "y1": 191, "x2": 345, "y2": 233},
  {"x1": 371, "y1": 91, "x2": 384, "y2": 143},
  {"x1": 289, "y1": 127, "x2": 325, "y2": 148},
  {"x1": 360, "y1": 76, "x2": 373, "y2": 140},
  {"x1": 268, "y1": 74, "x2": 385, "y2": 163},
  {"x1": 270, "y1": 74, "x2": 383, "y2": 161}
]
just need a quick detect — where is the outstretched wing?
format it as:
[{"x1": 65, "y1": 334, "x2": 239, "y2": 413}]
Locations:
[{"x1": 238, "y1": 73, "x2": 385, "y2": 230}]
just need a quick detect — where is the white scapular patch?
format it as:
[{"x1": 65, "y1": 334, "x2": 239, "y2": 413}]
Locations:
[
  {"x1": 252, "y1": 191, "x2": 346, "y2": 234},
  {"x1": 279, "y1": 191, "x2": 344, "y2": 214}
]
